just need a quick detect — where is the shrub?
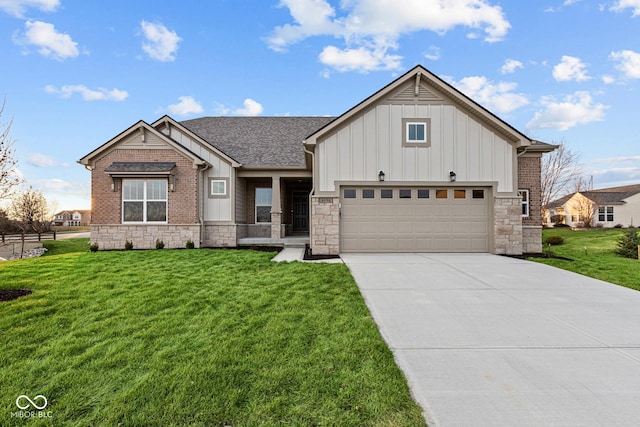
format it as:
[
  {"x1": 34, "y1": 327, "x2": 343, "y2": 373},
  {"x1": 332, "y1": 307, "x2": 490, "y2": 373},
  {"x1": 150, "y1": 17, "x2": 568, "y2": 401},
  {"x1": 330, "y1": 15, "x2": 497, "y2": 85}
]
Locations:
[
  {"x1": 614, "y1": 224, "x2": 623, "y2": 228},
  {"x1": 124, "y1": 240, "x2": 133, "y2": 250},
  {"x1": 155, "y1": 239, "x2": 165, "y2": 250},
  {"x1": 615, "y1": 228, "x2": 639, "y2": 259},
  {"x1": 544, "y1": 235, "x2": 564, "y2": 245},
  {"x1": 185, "y1": 239, "x2": 195, "y2": 249},
  {"x1": 89, "y1": 243, "x2": 99, "y2": 252},
  {"x1": 554, "y1": 223, "x2": 570, "y2": 228}
]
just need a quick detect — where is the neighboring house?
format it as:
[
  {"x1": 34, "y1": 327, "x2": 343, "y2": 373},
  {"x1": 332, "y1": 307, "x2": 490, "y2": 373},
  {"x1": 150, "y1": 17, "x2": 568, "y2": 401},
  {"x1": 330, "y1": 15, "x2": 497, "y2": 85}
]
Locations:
[
  {"x1": 78, "y1": 65, "x2": 555, "y2": 255},
  {"x1": 52, "y1": 210, "x2": 92, "y2": 226},
  {"x1": 545, "y1": 184, "x2": 640, "y2": 228}
]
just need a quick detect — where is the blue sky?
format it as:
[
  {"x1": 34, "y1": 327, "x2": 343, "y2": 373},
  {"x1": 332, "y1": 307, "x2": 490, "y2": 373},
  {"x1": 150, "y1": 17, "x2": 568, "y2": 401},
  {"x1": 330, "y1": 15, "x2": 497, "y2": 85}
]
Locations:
[{"x1": 1, "y1": 0, "x2": 639, "y2": 210}]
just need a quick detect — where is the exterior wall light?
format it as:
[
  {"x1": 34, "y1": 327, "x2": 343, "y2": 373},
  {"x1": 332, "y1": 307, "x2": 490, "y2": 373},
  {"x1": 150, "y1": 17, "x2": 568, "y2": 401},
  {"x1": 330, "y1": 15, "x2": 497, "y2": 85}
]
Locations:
[
  {"x1": 449, "y1": 171, "x2": 456, "y2": 182},
  {"x1": 378, "y1": 170, "x2": 385, "y2": 181}
]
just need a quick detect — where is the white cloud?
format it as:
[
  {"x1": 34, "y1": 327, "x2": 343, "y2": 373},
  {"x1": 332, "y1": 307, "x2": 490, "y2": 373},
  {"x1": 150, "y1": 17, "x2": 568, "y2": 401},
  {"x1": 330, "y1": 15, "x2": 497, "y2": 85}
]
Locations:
[
  {"x1": 17, "y1": 20, "x2": 79, "y2": 61},
  {"x1": 318, "y1": 45, "x2": 402, "y2": 72},
  {"x1": 611, "y1": 0, "x2": 640, "y2": 16},
  {"x1": 27, "y1": 152, "x2": 68, "y2": 168},
  {"x1": 233, "y1": 99, "x2": 263, "y2": 116},
  {"x1": 450, "y1": 76, "x2": 529, "y2": 114},
  {"x1": 501, "y1": 59, "x2": 523, "y2": 74},
  {"x1": 0, "y1": 0, "x2": 59, "y2": 17},
  {"x1": 610, "y1": 49, "x2": 640, "y2": 79},
  {"x1": 552, "y1": 55, "x2": 590, "y2": 81},
  {"x1": 45, "y1": 84, "x2": 128, "y2": 101},
  {"x1": 140, "y1": 21, "x2": 181, "y2": 62},
  {"x1": 167, "y1": 96, "x2": 203, "y2": 116},
  {"x1": 527, "y1": 91, "x2": 608, "y2": 131},
  {"x1": 602, "y1": 75, "x2": 616, "y2": 84},
  {"x1": 266, "y1": 0, "x2": 510, "y2": 72},
  {"x1": 424, "y1": 45, "x2": 441, "y2": 61}
]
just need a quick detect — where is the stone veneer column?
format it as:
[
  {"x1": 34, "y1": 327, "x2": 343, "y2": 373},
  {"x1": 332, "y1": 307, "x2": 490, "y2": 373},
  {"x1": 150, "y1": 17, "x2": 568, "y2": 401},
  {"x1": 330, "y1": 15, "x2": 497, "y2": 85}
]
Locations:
[
  {"x1": 271, "y1": 176, "x2": 282, "y2": 239},
  {"x1": 311, "y1": 196, "x2": 340, "y2": 255},
  {"x1": 493, "y1": 196, "x2": 523, "y2": 255}
]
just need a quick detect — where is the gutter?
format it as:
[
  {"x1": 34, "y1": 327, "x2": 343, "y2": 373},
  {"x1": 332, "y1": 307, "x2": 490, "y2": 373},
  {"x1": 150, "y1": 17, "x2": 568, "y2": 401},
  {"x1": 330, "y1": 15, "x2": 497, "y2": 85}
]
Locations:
[{"x1": 303, "y1": 142, "x2": 315, "y2": 252}]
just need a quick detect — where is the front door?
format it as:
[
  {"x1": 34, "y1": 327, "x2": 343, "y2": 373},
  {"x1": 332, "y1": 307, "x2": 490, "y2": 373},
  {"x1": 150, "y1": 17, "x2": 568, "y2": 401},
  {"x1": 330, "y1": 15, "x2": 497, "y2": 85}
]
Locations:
[{"x1": 292, "y1": 193, "x2": 309, "y2": 233}]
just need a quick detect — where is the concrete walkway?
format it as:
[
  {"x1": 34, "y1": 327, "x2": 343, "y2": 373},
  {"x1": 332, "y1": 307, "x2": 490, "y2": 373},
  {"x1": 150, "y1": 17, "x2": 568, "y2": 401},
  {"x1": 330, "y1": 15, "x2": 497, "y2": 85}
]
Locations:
[{"x1": 341, "y1": 253, "x2": 640, "y2": 426}]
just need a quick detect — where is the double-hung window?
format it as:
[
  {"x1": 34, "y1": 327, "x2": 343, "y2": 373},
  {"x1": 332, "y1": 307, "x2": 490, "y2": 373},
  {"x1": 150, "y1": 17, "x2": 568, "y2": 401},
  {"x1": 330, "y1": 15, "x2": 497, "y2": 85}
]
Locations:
[
  {"x1": 256, "y1": 188, "x2": 272, "y2": 223},
  {"x1": 519, "y1": 190, "x2": 530, "y2": 217},
  {"x1": 122, "y1": 179, "x2": 167, "y2": 223},
  {"x1": 598, "y1": 206, "x2": 614, "y2": 222}
]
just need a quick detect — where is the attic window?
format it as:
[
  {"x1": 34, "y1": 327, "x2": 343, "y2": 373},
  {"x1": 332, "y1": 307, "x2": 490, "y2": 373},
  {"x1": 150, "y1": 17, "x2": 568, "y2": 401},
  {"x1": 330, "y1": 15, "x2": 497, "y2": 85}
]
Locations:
[{"x1": 402, "y1": 118, "x2": 431, "y2": 147}]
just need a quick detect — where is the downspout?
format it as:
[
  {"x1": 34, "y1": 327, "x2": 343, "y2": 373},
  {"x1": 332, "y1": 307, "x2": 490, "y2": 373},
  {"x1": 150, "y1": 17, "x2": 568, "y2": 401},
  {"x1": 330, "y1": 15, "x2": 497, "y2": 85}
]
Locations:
[
  {"x1": 198, "y1": 163, "x2": 211, "y2": 247},
  {"x1": 303, "y1": 143, "x2": 315, "y2": 253}
]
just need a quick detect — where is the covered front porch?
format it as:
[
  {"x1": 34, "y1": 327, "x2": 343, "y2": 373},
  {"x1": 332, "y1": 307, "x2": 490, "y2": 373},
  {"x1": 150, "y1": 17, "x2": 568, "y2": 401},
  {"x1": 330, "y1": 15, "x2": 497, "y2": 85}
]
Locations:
[{"x1": 236, "y1": 172, "x2": 312, "y2": 240}]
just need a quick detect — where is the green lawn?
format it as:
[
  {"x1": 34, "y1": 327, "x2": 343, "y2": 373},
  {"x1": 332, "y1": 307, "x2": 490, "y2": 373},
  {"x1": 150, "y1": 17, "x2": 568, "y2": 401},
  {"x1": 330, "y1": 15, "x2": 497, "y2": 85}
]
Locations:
[
  {"x1": 0, "y1": 248, "x2": 426, "y2": 426},
  {"x1": 43, "y1": 237, "x2": 90, "y2": 256},
  {"x1": 532, "y1": 228, "x2": 640, "y2": 291}
]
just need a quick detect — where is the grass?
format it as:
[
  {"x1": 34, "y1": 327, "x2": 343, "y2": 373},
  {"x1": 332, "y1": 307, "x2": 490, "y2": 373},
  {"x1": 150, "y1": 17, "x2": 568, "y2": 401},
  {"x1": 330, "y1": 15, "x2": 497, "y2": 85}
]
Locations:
[
  {"x1": 531, "y1": 228, "x2": 640, "y2": 291},
  {"x1": 43, "y1": 238, "x2": 90, "y2": 256},
  {"x1": 0, "y1": 248, "x2": 426, "y2": 426}
]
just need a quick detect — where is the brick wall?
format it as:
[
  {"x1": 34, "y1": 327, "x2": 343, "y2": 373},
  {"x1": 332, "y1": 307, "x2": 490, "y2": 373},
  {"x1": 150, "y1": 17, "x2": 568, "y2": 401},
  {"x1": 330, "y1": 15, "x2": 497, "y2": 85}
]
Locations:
[
  {"x1": 92, "y1": 149, "x2": 199, "y2": 224},
  {"x1": 518, "y1": 156, "x2": 542, "y2": 226}
]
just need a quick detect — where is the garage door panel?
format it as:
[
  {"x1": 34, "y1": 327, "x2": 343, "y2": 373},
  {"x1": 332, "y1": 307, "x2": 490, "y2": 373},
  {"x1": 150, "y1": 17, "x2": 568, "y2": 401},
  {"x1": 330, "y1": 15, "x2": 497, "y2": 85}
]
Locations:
[{"x1": 341, "y1": 186, "x2": 490, "y2": 253}]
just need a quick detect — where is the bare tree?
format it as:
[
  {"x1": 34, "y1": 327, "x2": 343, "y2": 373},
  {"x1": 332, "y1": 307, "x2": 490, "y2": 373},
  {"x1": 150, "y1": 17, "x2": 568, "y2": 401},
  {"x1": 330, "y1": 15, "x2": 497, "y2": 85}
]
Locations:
[
  {"x1": 541, "y1": 142, "x2": 583, "y2": 215},
  {"x1": 0, "y1": 98, "x2": 22, "y2": 200},
  {"x1": 8, "y1": 187, "x2": 51, "y2": 258},
  {"x1": 573, "y1": 175, "x2": 595, "y2": 227}
]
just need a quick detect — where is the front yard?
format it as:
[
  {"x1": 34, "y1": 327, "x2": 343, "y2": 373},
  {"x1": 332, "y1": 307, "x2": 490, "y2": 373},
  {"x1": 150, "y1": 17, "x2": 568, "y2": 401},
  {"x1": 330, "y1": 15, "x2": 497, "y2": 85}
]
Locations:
[
  {"x1": 532, "y1": 228, "x2": 640, "y2": 291},
  {"x1": 0, "y1": 246, "x2": 426, "y2": 426}
]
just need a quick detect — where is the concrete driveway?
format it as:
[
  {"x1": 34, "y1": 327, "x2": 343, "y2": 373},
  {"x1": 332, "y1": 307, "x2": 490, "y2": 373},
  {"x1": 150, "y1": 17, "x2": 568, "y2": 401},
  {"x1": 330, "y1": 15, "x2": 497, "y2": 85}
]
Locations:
[{"x1": 341, "y1": 253, "x2": 640, "y2": 426}]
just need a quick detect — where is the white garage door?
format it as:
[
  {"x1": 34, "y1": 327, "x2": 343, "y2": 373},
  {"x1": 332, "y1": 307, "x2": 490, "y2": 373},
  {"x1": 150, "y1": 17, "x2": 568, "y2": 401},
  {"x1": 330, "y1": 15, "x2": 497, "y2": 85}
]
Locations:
[{"x1": 340, "y1": 187, "x2": 490, "y2": 252}]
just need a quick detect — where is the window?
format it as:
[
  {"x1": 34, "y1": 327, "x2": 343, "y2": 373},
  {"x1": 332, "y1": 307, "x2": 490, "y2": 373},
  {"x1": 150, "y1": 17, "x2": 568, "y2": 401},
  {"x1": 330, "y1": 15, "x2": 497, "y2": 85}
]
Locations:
[
  {"x1": 123, "y1": 179, "x2": 167, "y2": 223},
  {"x1": 399, "y1": 189, "x2": 411, "y2": 199},
  {"x1": 472, "y1": 189, "x2": 485, "y2": 199},
  {"x1": 209, "y1": 178, "x2": 228, "y2": 197},
  {"x1": 436, "y1": 189, "x2": 448, "y2": 199},
  {"x1": 256, "y1": 188, "x2": 272, "y2": 223},
  {"x1": 519, "y1": 190, "x2": 529, "y2": 217},
  {"x1": 362, "y1": 189, "x2": 375, "y2": 199},
  {"x1": 454, "y1": 189, "x2": 466, "y2": 199},
  {"x1": 417, "y1": 189, "x2": 430, "y2": 199},
  {"x1": 381, "y1": 189, "x2": 393, "y2": 199},
  {"x1": 598, "y1": 206, "x2": 614, "y2": 222},
  {"x1": 402, "y1": 118, "x2": 431, "y2": 147},
  {"x1": 343, "y1": 189, "x2": 356, "y2": 199}
]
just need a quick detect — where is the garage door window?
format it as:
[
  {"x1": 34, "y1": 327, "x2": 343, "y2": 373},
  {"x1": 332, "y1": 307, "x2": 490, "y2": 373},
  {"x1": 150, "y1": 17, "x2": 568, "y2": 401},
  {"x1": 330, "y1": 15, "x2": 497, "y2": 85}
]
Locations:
[
  {"x1": 344, "y1": 189, "x2": 356, "y2": 198},
  {"x1": 454, "y1": 189, "x2": 466, "y2": 199},
  {"x1": 381, "y1": 189, "x2": 393, "y2": 199},
  {"x1": 473, "y1": 189, "x2": 485, "y2": 199},
  {"x1": 362, "y1": 189, "x2": 375, "y2": 198},
  {"x1": 417, "y1": 189, "x2": 430, "y2": 199},
  {"x1": 399, "y1": 189, "x2": 411, "y2": 199},
  {"x1": 436, "y1": 189, "x2": 448, "y2": 199}
]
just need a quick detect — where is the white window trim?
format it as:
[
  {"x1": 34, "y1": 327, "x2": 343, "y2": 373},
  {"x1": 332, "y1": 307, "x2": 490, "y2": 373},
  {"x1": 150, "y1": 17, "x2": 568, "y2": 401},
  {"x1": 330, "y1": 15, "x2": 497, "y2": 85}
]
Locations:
[
  {"x1": 406, "y1": 122, "x2": 427, "y2": 143},
  {"x1": 255, "y1": 187, "x2": 272, "y2": 224},
  {"x1": 122, "y1": 179, "x2": 168, "y2": 224},
  {"x1": 402, "y1": 118, "x2": 431, "y2": 147},
  {"x1": 209, "y1": 179, "x2": 228, "y2": 197},
  {"x1": 519, "y1": 189, "x2": 530, "y2": 217},
  {"x1": 598, "y1": 206, "x2": 614, "y2": 222}
]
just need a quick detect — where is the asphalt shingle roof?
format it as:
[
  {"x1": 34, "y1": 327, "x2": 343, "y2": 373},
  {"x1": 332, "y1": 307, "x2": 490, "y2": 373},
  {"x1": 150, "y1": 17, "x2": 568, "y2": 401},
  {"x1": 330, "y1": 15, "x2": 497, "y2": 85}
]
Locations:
[
  {"x1": 180, "y1": 117, "x2": 336, "y2": 167},
  {"x1": 104, "y1": 162, "x2": 176, "y2": 173},
  {"x1": 547, "y1": 184, "x2": 640, "y2": 207}
]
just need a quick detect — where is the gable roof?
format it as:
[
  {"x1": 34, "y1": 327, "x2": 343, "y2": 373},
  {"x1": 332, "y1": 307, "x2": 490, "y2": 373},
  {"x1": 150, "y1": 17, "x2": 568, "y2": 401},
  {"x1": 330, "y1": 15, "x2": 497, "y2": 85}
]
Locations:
[
  {"x1": 78, "y1": 120, "x2": 209, "y2": 169},
  {"x1": 180, "y1": 116, "x2": 336, "y2": 168},
  {"x1": 547, "y1": 184, "x2": 640, "y2": 208},
  {"x1": 304, "y1": 65, "x2": 535, "y2": 149}
]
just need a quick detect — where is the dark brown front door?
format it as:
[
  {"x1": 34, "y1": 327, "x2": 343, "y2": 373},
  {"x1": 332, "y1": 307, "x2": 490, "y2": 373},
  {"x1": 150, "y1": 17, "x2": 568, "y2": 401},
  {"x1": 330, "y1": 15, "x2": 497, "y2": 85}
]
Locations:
[{"x1": 292, "y1": 193, "x2": 309, "y2": 232}]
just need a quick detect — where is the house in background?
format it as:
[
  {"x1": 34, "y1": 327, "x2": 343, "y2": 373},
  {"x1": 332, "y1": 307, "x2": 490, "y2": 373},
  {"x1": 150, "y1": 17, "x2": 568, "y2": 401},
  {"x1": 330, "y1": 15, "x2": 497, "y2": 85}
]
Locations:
[
  {"x1": 52, "y1": 210, "x2": 92, "y2": 226},
  {"x1": 545, "y1": 184, "x2": 640, "y2": 228},
  {"x1": 78, "y1": 65, "x2": 555, "y2": 255}
]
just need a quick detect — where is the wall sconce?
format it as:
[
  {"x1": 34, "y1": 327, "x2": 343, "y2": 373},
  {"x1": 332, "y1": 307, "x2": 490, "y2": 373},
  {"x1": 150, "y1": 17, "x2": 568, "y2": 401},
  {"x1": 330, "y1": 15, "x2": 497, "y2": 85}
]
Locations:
[
  {"x1": 378, "y1": 170, "x2": 385, "y2": 181},
  {"x1": 449, "y1": 171, "x2": 456, "y2": 182}
]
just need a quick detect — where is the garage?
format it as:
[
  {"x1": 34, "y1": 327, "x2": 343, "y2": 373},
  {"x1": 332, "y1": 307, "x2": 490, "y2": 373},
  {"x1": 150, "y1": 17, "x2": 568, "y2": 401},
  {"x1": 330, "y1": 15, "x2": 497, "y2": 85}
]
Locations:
[{"x1": 340, "y1": 186, "x2": 490, "y2": 253}]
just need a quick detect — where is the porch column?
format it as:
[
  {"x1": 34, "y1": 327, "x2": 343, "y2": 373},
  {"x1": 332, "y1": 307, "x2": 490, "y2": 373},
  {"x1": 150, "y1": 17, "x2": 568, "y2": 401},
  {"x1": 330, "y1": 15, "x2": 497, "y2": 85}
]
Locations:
[{"x1": 271, "y1": 176, "x2": 282, "y2": 239}]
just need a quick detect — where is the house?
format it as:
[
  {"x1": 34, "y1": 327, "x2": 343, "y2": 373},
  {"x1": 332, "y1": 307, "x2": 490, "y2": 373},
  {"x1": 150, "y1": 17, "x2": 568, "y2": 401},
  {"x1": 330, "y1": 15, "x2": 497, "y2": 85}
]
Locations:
[
  {"x1": 78, "y1": 65, "x2": 555, "y2": 255},
  {"x1": 52, "y1": 210, "x2": 92, "y2": 226},
  {"x1": 545, "y1": 184, "x2": 640, "y2": 227}
]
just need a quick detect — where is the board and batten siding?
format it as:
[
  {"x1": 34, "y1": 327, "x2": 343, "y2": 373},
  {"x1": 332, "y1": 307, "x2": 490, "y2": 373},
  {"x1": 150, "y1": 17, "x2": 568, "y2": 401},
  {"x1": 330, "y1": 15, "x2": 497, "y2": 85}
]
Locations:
[
  {"x1": 166, "y1": 127, "x2": 234, "y2": 222},
  {"x1": 317, "y1": 103, "x2": 514, "y2": 193}
]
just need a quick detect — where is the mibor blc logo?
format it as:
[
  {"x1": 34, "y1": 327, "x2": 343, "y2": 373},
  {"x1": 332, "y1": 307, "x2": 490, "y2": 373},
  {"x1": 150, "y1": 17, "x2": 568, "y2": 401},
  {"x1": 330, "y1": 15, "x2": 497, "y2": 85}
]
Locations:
[{"x1": 11, "y1": 394, "x2": 53, "y2": 419}]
